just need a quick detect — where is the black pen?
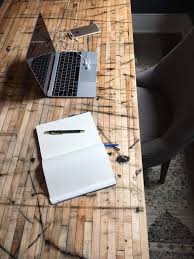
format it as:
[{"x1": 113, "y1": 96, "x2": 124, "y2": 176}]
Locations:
[{"x1": 44, "y1": 130, "x2": 85, "y2": 135}]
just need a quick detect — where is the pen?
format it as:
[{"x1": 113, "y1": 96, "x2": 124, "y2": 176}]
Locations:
[
  {"x1": 104, "y1": 143, "x2": 119, "y2": 148},
  {"x1": 104, "y1": 143, "x2": 120, "y2": 150},
  {"x1": 44, "y1": 130, "x2": 85, "y2": 135}
]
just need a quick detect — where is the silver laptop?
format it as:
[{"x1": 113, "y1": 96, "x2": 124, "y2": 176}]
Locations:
[{"x1": 26, "y1": 14, "x2": 97, "y2": 97}]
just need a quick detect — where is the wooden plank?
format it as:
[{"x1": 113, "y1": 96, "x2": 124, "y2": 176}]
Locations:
[{"x1": 0, "y1": 0, "x2": 149, "y2": 258}]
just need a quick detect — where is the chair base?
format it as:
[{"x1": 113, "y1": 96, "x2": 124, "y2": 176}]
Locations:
[{"x1": 158, "y1": 160, "x2": 171, "y2": 184}]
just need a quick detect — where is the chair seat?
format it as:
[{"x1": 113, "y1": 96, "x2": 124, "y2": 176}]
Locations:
[{"x1": 137, "y1": 86, "x2": 171, "y2": 143}]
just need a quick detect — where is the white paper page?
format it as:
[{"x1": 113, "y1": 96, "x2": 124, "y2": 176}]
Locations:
[
  {"x1": 42, "y1": 143, "x2": 116, "y2": 204},
  {"x1": 36, "y1": 112, "x2": 101, "y2": 160}
]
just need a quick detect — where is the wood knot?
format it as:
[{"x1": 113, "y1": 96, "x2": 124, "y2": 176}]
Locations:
[
  {"x1": 136, "y1": 207, "x2": 144, "y2": 213},
  {"x1": 6, "y1": 45, "x2": 11, "y2": 52}
]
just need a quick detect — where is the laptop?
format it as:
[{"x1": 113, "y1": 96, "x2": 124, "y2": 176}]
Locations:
[{"x1": 26, "y1": 14, "x2": 97, "y2": 97}]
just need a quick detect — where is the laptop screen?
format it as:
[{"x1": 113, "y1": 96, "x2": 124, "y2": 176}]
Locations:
[{"x1": 26, "y1": 13, "x2": 55, "y2": 60}]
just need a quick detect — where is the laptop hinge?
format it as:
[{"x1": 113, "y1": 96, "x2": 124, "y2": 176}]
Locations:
[
  {"x1": 47, "y1": 52, "x2": 60, "y2": 97},
  {"x1": 44, "y1": 52, "x2": 55, "y2": 95}
]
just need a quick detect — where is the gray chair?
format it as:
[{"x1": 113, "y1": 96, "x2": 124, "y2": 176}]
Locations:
[{"x1": 137, "y1": 28, "x2": 194, "y2": 183}]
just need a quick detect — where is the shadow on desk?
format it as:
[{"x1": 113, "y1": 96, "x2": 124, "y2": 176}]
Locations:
[
  {"x1": 0, "y1": 60, "x2": 44, "y2": 103},
  {"x1": 32, "y1": 130, "x2": 49, "y2": 201},
  {"x1": 33, "y1": 163, "x2": 49, "y2": 200}
]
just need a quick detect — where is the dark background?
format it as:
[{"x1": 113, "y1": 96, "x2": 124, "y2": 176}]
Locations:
[{"x1": 132, "y1": 0, "x2": 194, "y2": 19}]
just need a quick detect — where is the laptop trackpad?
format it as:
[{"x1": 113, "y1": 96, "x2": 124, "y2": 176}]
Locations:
[{"x1": 77, "y1": 82, "x2": 96, "y2": 97}]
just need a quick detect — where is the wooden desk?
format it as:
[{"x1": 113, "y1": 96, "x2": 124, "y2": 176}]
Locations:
[{"x1": 0, "y1": 0, "x2": 149, "y2": 258}]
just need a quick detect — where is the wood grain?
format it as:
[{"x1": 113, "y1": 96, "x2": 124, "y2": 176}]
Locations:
[{"x1": 0, "y1": 0, "x2": 149, "y2": 258}]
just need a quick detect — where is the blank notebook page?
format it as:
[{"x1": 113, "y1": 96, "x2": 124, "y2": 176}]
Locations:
[
  {"x1": 42, "y1": 144, "x2": 116, "y2": 204},
  {"x1": 36, "y1": 112, "x2": 101, "y2": 160}
]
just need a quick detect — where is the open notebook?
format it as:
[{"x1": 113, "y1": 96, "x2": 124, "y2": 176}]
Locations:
[{"x1": 36, "y1": 112, "x2": 116, "y2": 204}]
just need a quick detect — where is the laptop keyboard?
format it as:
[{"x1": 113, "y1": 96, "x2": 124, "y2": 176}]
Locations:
[
  {"x1": 31, "y1": 53, "x2": 51, "y2": 87},
  {"x1": 52, "y1": 52, "x2": 81, "y2": 97}
]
